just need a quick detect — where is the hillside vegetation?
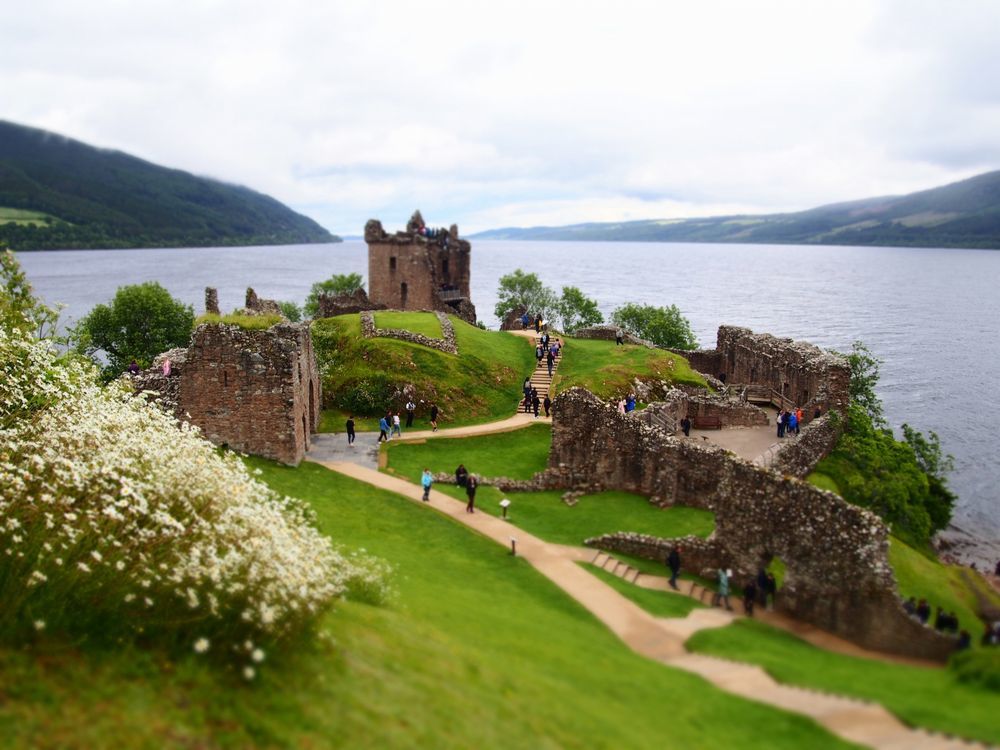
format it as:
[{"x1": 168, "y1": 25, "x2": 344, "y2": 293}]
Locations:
[
  {"x1": 312, "y1": 313, "x2": 535, "y2": 427},
  {"x1": 0, "y1": 120, "x2": 338, "y2": 250},
  {"x1": 474, "y1": 169, "x2": 1000, "y2": 249}
]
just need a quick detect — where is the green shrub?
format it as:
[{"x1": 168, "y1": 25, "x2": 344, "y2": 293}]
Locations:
[{"x1": 950, "y1": 648, "x2": 1000, "y2": 692}]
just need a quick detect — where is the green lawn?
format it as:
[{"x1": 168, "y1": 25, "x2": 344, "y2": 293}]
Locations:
[
  {"x1": 383, "y1": 423, "x2": 552, "y2": 480},
  {"x1": 313, "y1": 314, "x2": 534, "y2": 429},
  {"x1": 319, "y1": 409, "x2": 381, "y2": 433},
  {"x1": 552, "y1": 336, "x2": 708, "y2": 400},
  {"x1": 688, "y1": 618, "x2": 1000, "y2": 746},
  {"x1": 374, "y1": 311, "x2": 443, "y2": 338},
  {"x1": 581, "y1": 563, "x2": 705, "y2": 618},
  {"x1": 0, "y1": 207, "x2": 56, "y2": 226}
]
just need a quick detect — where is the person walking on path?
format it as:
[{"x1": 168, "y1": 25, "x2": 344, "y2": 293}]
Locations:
[
  {"x1": 535, "y1": 315, "x2": 542, "y2": 333},
  {"x1": 532, "y1": 391, "x2": 541, "y2": 418},
  {"x1": 421, "y1": 468, "x2": 433, "y2": 501},
  {"x1": 666, "y1": 546, "x2": 681, "y2": 590},
  {"x1": 713, "y1": 568, "x2": 733, "y2": 610},
  {"x1": 546, "y1": 350, "x2": 554, "y2": 377},
  {"x1": 392, "y1": 412, "x2": 402, "y2": 437},
  {"x1": 430, "y1": 403, "x2": 439, "y2": 432},
  {"x1": 743, "y1": 578, "x2": 757, "y2": 617},
  {"x1": 680, "y1": 415, "x2": 691, "y2": 437},
  {"x1": 543, "y1": 394, "x2": 552, "y2": 417},
  {"x1": 764, "y1": 572, "x2": 777, "y2": 610},
  {"x1": 615, "y1": 327, "x2": 624, "y2": 346},
  {"x1": 405, "y1": 400, "x2": 416, "y2": 428},
  {"x1": 455, "y1": 463, "x2": 468, "y2": 487},
  {"x1": 521, "y1": 311, "x2": 530, "y2": 330},
  {"x1": 378, "y1": 415, "x2": 389, "y2": 443},
  {"x1": 346, "y1": 416, "x2": 356, "y2": 446},
  {"x1": 535, "y1": 344, "x2": 544, "y2": 365},
  {"x1": 541, "y1": 332, "x2": 549, "y2": 349},
  {"x1": 465, "y1": 474, "x2": 478, "y2": 513}
]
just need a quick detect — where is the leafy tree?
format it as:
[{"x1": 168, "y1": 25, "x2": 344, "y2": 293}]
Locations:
[
  {"x1": 71, "y1": 282, "x2": 194, "y2": 380},
  {"x1": 279, "y1": 301, "x2": 303, "y2": 322},
  {"x1": 610, "y1": 303, "x2": 697, "y2": 350},
  {"x1": 557, "y1": 286, "x2": 603, "y2": 333},
  {"x1": 494, "y1": 269, "x2": 558, "y2": 322},
  {"x1": 902, "y1": 423, "x2": 956, "y2": 531},
  {"x1": 839, "y1": 341, "x2": 885, "y2": 427},
  {"x1": 0, "y1": 248, "x2": 60, "y2": 338},
  {"x1": 304, "y1": 273, "x2": 364, "y2": 317}
]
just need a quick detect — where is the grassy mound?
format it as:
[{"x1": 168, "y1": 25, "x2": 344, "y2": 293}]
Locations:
[
  {"x1": 373, "y1": 311, "x2": 443, "y2": 338},
  {"x1": 312, "y1": 314, "x2": 534, "y2": 429},
  {"x1": 382, "y1": 425, "x2": 715, "y2": 546},
  {"x1": 688, "y1": 618, "x2": 1000, "y2": 745},
  {"x1": 552, "y1": 336, "x2": 708, "y2": 400}
]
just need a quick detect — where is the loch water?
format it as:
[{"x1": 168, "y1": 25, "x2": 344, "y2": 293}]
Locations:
[{"x1": 17, "y1": 240, "x2": 1000, "y2": 563}]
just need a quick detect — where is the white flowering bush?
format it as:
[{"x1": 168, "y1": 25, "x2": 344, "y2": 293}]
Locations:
[{"x1": 0, "y1": 323, "x2": 390, "y2": 674}]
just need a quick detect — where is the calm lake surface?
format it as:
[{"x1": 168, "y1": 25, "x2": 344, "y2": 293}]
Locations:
[{"x1": 17, "y1": 240, "x2": 1000, "y2": 556}]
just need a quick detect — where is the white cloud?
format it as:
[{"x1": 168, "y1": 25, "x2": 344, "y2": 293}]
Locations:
[{"x1": 2, "y1": 0, "x2": 998, "y2": 235}]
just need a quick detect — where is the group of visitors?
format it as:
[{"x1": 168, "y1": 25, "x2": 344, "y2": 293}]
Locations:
[
  {"x1": 522, "y1": 377, "x2": 552, "y2": 418},
  {"x1": 420, "y1": 462, "x2": 480, "y2": 512},
  {"x1": 901, "y1": 596, "x2": 990, "y2": 650},
  {"x1": 535, "y1": 333, "x2": 562, "y2": 376},
  {"x1": 520, "y1": 312, "x2": 545, "y2": 333},
  {"x1": 347, "y1": 401, "x2": 440, "y2": 445},
  {"x1": 665, "y1": 548, "x2": 777, "y2": 617},
  {"x1": 776, "y1": 407, "x2": 803, "y2": 438},
  {"x1": 616, "y1": 394, "x2": 637, "y2": 414}
]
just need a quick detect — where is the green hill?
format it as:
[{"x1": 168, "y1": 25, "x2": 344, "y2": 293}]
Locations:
[
  {"x1": 473, "y1": 170, "x2": 1000, "y2": 249},
  {"x1": 0, "y1": 120, "x2": 339, "y2": 250}
]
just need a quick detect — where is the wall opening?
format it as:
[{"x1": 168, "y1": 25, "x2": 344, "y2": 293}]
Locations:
[
  {"x1": 400, "y1": 282, "x2": 408, "y2": 306},
  {"x1": 223, "y1": 370, "x2": 228, "y2": 387},
  {"x1": 442, "y1": 258, "x2": 450, "y2": 279},
  {"x1": 389, "y1": 256, "x2": 397, "y2": 271}
]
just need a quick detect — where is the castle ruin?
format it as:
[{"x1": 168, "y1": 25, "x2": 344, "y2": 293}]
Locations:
[{"x1": 365, "y1": 210, "x2": 476, "y2": 324}]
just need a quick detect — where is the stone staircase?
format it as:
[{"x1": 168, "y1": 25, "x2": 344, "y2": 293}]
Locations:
[
  {"x1": 591, "y1": 550, "x2": 717, "y2": 604},
  {"x1": 524, "y1": 334, "x2": 561, "y2": 404}
]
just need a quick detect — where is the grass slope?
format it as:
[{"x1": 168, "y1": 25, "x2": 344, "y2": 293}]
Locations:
[
  {"x1": 688, "y1": 619, "x2": 1000, "y2": 745},
  {"x1": 553, "y1": 336, "x2": 707, "y2": 400},
  {"x1": 373, "y1": 311, "x2": 443, "y2": 338},
  {"x1": 313, "y1": 314, "x2": 534, "y2": 429}
]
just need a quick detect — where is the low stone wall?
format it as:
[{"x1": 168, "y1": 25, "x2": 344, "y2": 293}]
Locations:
[
  {"x1": 360, "y1": 310, "x2": 458, "y2": 354},
  {"x1": 684, "y1": 394, "x2": 769, "y2": 427},
  {"x1": 667, "y1": 347, "x2": 723, "y2": 379},
  {"x1": 316, "y1": 288, "x2": 386, "y2": 318},
  {"x1": 547, "y1": 387, "x2": 956, "y2": 660},
  {"x1": 769, "y1": 413, "x2": 843, "y2": 478}
]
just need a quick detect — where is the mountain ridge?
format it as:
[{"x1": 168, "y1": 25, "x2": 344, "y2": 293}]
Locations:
[
  {"x1": 0, "y1": 120, "x2": 339, "y2": 250},
  {"x1": 471, "y1": 170, "x2": 1000, "y2": 249}
]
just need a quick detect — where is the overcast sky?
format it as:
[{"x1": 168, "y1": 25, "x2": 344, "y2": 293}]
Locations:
[{"x1": 3, "y1": 0, "x2": 999, "y2": 235}]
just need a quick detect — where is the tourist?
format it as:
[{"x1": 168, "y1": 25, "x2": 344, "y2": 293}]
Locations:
[
  {"x1": 757, "y1": 569, "x2": 769, "y2": 606},
  {"x1": 615, "y1": 327, "x2": 624, "y2": 346},
  {"x1": 667, "y1": 546, "x2": 681, "y2": 590},
  {"x1": 346, "y1": 415, "x2": 356, "y2": 446},
  {"x1": 934, "y1": 607, "x2": 945, "y2": 631},
  {"x1": 916, "y1": 598, "x2": 931, "y2": 624},
  {"x1": 617, "y1": 398, "x2": 626, "y2": 415},
  {"x1": 162, "y1": 357, "x2": 172, "y2": 377},
  {"x1": 546, "y1": 350, "x2": 554, "y2": 377},
  {"x1": 532, "y1": 391, "x2": 541, "y2": 418},
  {"x1": 625, "y1": 394, "x2": 636, "y2": 413},
  {"x1": 523, "y1": 376, "x2": 532, "y2": 397},
  {"x1": 543, "y1": 394, "x2": 552, "y2": 417},
  {"x1": 127, "y1": 359, "x2": 140, "y2": 376},
  {"x1": 392, "y1": 412, "x2": 402, "y2": 437},
  {"x1": 541, "y1": 332, "x2": 549, "y2": 349},
  {"x1": 378, "y1": 415, "x2": 389, "y2": 443},
  {"x1": 776, "y1": 410, "x2": 786, "y2": 438},
  {"x1": 764, "y1": 572, "x2": 777, "y2": 610},
  {"x1": 957, "y1": 630, "x2": 972, "y2": 651},
  {"x1": 554, "y1": 339, "x2": 561, "y2": 358},
  {"x1": 521, "y1": 312, "x2": 530, "y2": 330},
  {"x1": 430, "y1": 403, "x2": 439, "y2": 432},
  {"x1": 536, "y1": 344, "x2": 544, "y2": 364},
  {"x1": 523, "y1": 393, "x2": 533, "y2": 413},
  {"x1": 466, "y1": 474, "x2": 478, "y2": 513},
  {"x1": 814, "y1": 407, "x2": 822, "y2": 420},
  {"x1": 405, "y1": 399, "x2": 416, "y2": 428},
  {"x1": 787, "y1": 409, "x2": 798, "y2": 436},
  {"x1": 946, "y1": 611, "x2": 960, "y2": 634},
  {"x1": 535, "y1": 315, "x2": 542, "y2": 333},
  {"x1": 714, "y1": 568, "x2": 733, "y2": 610},
  {"x1": 903, "y1": 596, "x2": 917, "y2": 616},
  {"x1": 421, "y1": 468, "x2": 433, "y2": 502},
  {"x1": 743, "y1": 578, "x2": 757, "y2": 617},
  {"x1": 795, "y1": 407, "x2": 804, "y2": 434},
  {"x1": 455, "y1": 463, "x2": 468, "y2": 488},
  {"x1": 680, "y1": 415, "x2": 691, "y2": 437}
]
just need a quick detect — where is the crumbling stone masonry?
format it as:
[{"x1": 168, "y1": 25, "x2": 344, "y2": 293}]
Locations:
[
  {"x1": 547, "y1": 388, "x2": 954, "y2": 660},
  {"x1": 365, "y1": 210, "x2": 476, "y2": 324},
  {"x1": 137, "y1": 322, "x2": 321, "y2": 466},
  {"x1": 316, "y1": 288, "x2": 386, "y2": 318},
  {"x1": 359, "y1": 310, "x2": 458, "y2": 354}
]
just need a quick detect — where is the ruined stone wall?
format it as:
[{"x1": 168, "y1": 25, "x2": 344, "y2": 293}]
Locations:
[
  {"x1": 359, "y1": 310, "x2": 458, "y2": 354},
  {"x1": 586, "y1": 533, "x2": 724, "y2": 577},
  {"x1": 365, "y1": 215, "x2": 476, "y2": 323},
  {"x1": 499, "y1": 305, "x2": 528, "y2": 331},
  {"x1": 316, "y1": 288, "x2": 386, "y2": 318},
  {"x1": 684, "y1": 394, "x2": 769, "y2": 427},
  {"x1": 769, "y1": 413, "x2": 843, "y2": 478},
  {"x1": 548, "y1": 388, "x2": 954, "y2": 660},
  {"x1": 667, "y1": 347, "x2": 723, "y2": 378},
  {"x1": 715, "y1": 326, "x2": 850, "y2": 417},
  {"x1": 138, "y1": 323, "x2": 320, "y2": 466}
]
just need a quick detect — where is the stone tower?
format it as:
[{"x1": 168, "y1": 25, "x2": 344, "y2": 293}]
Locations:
[{"x1": 365, "y1": 210, "x2": 476, "y2": 323}]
